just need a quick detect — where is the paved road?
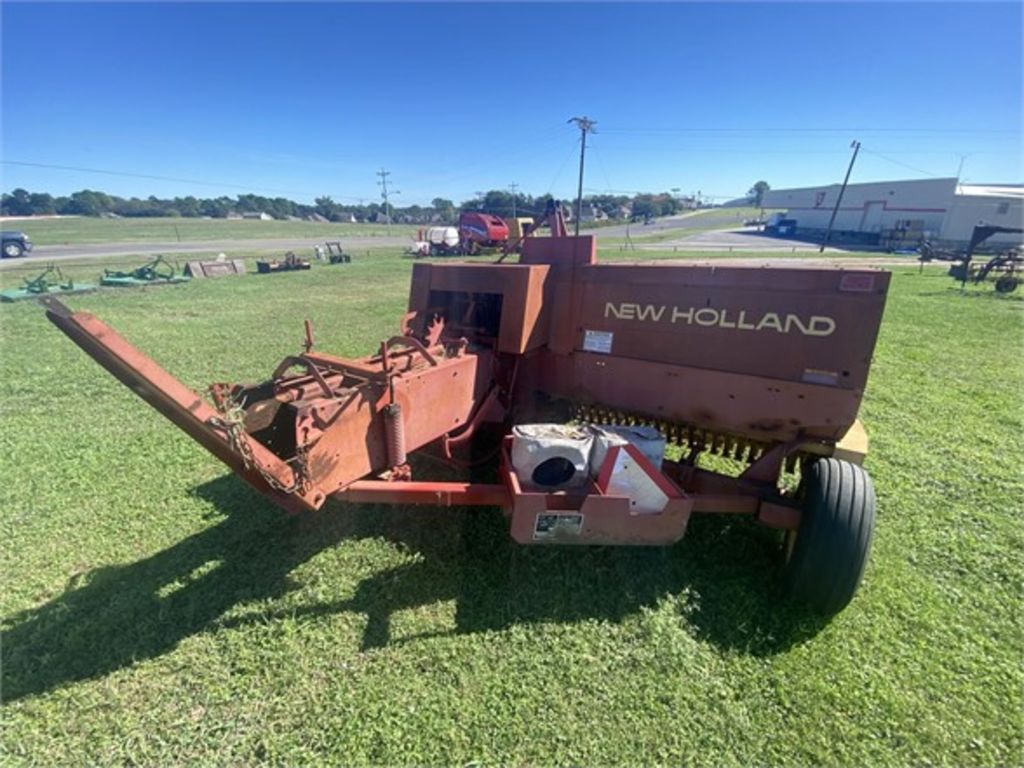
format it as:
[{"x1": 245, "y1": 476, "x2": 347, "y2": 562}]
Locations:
[
  {"x1": 2, "y1": 217, "x2": 891, "y2": 271},
  {"x1": 591, "y1": 209, "x2": 756, "y2": 242},
  {"x1": 5, "y1": 214, "x2": 743, "y2": 268},
  {"x1": 660, "y1": 254, "x2": 932, "y2": 269},
  {"x1": 616, "y1": 226, "x2": 889, "y2": 254},
  {"x1": 1, "y1": 234, "x2": 411, "y2": 268}
]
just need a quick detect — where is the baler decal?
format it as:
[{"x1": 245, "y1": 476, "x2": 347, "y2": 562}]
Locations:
[{"x1": 603, "y1": 303, "x2": 837, "y2": 336}]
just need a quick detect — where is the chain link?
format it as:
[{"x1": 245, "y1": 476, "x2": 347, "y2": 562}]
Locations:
[{"x1": 208, "y1": 395, "x2": 308, "y2": 496}]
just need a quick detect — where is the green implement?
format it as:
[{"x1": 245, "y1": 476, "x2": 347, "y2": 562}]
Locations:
[
  {"x1": 101, "y1": 255, "x2": 190, "y2": 287},
  {"x1": 0, "y1": 264, "x2": 96, "y2": 303}
]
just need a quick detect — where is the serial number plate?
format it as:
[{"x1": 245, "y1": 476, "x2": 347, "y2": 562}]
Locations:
[{"x1": 583, "y1": 329, "x2": 613, "y2": 354}]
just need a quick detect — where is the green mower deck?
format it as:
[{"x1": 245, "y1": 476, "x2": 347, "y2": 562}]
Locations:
[
  {"x1": 0, "y1": 283, "x2": 97, "y2": 303},
  {"x1": 99, "y1": 275, "x2": 190, "y2": 288}
]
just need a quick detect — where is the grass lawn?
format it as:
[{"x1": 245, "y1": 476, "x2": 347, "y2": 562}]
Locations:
[
  {"x1": 2, "y1": 216, "x2": 415, "y2": 245},
  {"x1": 1, "y1": 249, "x2": 1021, "y2": 764},
  {"x1": 0, "y1": 250, "x2": 395, "y2": 290}
]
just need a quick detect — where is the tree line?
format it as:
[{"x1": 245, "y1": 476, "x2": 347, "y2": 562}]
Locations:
[{"x1": 1, "y1": 186, "x2": 729, "y2": 223}]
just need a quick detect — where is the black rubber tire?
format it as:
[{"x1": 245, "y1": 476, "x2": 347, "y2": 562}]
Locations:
[
  {"x1": 785, "y1": 458, "x2": 876, "y2": 615},
  {"x1": 995, "y1": 275, "x2": 1019, "y2": 294},
  {"x1": 3, "y1": 241, "x2": 24, "y2": 258}
]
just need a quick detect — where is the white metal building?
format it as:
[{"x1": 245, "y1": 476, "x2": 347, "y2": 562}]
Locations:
[{"x1": 762, "y1": 178, "x2": 1023, "y2": 247}]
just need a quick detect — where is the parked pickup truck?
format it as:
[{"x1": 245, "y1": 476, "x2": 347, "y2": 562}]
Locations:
[{"x1": 2, "y1": 231, "x2": 33, "y2": 258}]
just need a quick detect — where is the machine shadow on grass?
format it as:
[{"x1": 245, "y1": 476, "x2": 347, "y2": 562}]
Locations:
[
  {"x1": 917, "y1": 287, "x2": 1024, "y2": 301},
  {"x1": 2, "y1": 474, "x2": 826, "y2": 703}
]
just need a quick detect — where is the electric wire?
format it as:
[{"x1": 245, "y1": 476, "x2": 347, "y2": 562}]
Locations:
[
  {"x1": 1, "y1": 160, "x2": 372, "y2": 201},
  {"x1": 859, "y1": 150, "x2": 941, "y2": 178}
]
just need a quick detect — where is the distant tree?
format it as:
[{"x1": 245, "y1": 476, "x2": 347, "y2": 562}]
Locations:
[
  {"x1": 315, "y1": 196, "x2": 339, "y2": 220},
  {"x1": 1, "y1": 188, "x2": 32, "y2": 216},
  {"x1": 588, "y1": 194, "x2": 630, "y2": 219},
  {"x1": 64, "y1": 190, "x2": 111, "y2": 216},
  {"x1": 748, "y1": 181, "x2": 770, "y2": 207},
  {"x1": 631, "y1": 194, "x2": 658, "y2": 220},
  {"x1": 483, "y1": 190, "x2": 517, "y2": 217},
  {"x1": 28, "y1": 192, "x2": 56, "y2": 215},
  {"x1": 458, "y1": 195, "x2": 483, "y2": 212},
  {"x1": 431, "y1": 197, "x2": 455, "y2": 223},
  {"x1": 174, "y1": 196, "x2": 201, "y2": 218},
  {"x1": 200, "y1": 197, "x2": 231, "y2": 218},
  {"x1": 654, "y1": 193, "x2": 681, "y2": 216},
  {"x1": 2, "y1": 185, "x2": 705, "y2": 223},
  {"x1": 533, "y1": 193, "x2": 554, "y2": 212}
]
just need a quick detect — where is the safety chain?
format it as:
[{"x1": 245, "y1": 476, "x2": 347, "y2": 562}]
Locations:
[
  {"x1": 207, "y1": 389, "x2": 307, "y2": 496},
  {"x1": 292, "y1": 443, "x2": 312, "y2": 495}
]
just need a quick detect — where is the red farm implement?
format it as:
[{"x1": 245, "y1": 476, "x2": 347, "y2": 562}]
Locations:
[{"x1": 44, "y1": 211, "x2": 889, "y2": 615}]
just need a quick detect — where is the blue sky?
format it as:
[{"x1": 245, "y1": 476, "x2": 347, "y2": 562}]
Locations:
[{"x1": 2, "y1": 2, "x2": 1021, "y2": 205}]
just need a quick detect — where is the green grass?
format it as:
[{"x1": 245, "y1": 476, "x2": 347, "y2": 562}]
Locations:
[
  {"x1": 597, "y1": 247, "x2": 924, "y2": 265},
  {"x1": 2, "y1": 250, "x2": 1022, "y2": 764},
  {"x1": 4, "y1": 216, "x2": 415, "y2": 245},
  {"x1": 0, "y1": 250, "x2": 397, "y2": 290}
]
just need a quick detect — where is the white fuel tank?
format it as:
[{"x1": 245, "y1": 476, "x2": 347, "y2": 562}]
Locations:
[{"x1": 425, "y1": 226, "x2": 459, "y2": 248}]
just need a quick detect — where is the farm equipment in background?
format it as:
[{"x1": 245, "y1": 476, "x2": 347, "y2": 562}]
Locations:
[
  {"x1": 880, "y1": 219, "x2": 926, "y2": 252},
  {"x1": 457, "y1": 211, "x2": 510, "y2": 254},
  {"x1": 324, "y1": 241, "x2": 352, "y2": 264},
  {"x1": 505, "y1": 217, "x2": 537, "y2": 253},
  {"x1": 411, "y1": 226, "x2": 461, "y2": 257},
  {"x1": 44, "y1": 225, "x2": 891, "y2": 616},
  {"x1": 413, "y1": 207, "x2": 551, "y2": 259},
  {"x1": 0, "y1": 264, "x2": 95, "y2": 302},
  {"x1": 968, "y1": 250, "x2": 1023, "y2": 293},
  {"x1": 183, "y1": 256, "x2": 246, "y2": 279},
  {"x1": 944, "y1": 225, "x2": 1024, "y2": 293},
  {"x1": 918, "y1": 241, "x2": 959, "y2": 262},
  {"x1": 256, "y1": 252, "x2": 312, "y2": 274},
  {"x1": 413, "y1": 214, "x2": 517, "y2": 258},
  {"x1": 101, "y1": 255, "x2": 189, "y2": 288}
]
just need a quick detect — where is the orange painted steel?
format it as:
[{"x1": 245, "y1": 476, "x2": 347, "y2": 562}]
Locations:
[{"x1": 43, "y1": 232, "x2": 889, "y2": 547}]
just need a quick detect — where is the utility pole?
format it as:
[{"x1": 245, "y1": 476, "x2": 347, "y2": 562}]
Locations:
[
  {"x1": 820, "y1": 140, "x2": 861, "y2": 253},
  {"x1": 568, "y1": 115, "x2": 597, "y2": 236},
  {"x1": 376, "y1": 168, "x2": 398, "y2": 232},
  {"x1": 509, "y1": 182, "x2": 519, "y2": 219},
  {"x1": 955, "y1": 153, "x2": 972, "y2": 189}
]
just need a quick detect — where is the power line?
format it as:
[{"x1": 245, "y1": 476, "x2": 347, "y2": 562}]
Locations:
[
  {"x1": 600, "y1": 126, "x2": 1017, "y2": 135},
  {"x1": 1, "y1": 159, "x2": 368, "y2": 201},
  {"x1": 860, "y1": 149, "x2": 940, "y2": 178},
  {"x1": 589, "y1": 144, "x2": 616, "y2": 197},
  {"x1": 589, "y1": 144, "x2": 1016, "y2": 155},
  {"x1": 545, "y1": 141, "x2": 579, "y2": 196}
]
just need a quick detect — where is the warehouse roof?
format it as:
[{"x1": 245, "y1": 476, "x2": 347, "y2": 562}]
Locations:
[{"x1": 957, "y1": 184, "x2": 1024, "y2": 199}]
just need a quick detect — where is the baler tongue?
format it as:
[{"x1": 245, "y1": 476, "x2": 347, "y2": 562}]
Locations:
[{"x1": 41, "y1": 297, "x2": 325, "y2": 513}]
